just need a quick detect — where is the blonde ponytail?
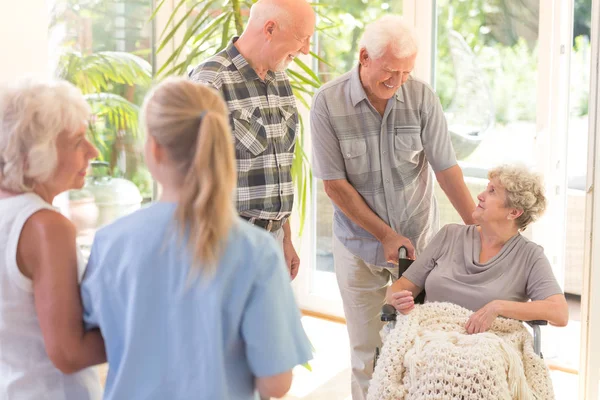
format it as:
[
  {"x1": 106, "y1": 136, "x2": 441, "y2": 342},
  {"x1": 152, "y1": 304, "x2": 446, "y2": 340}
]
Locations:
[{"x1": 142, "y1": 78, "x2": 237, "y2": 274}]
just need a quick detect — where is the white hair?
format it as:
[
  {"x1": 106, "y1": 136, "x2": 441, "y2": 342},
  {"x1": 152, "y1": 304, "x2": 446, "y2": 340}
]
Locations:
[
  {"x1": 359, "y1": 15, "x2": 419, "y2": 59},
  {"x1": 0, "y1": 78, "x2": 90, "y2": 192},
  {"x1": 248, "y1": 1, "x2": 292, "y2": 30}
]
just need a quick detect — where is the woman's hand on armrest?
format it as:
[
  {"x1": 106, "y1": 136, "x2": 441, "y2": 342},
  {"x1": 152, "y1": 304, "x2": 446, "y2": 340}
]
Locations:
[
  {"x1": 389, "y1": 290, "x2": 414, "y2": 314},
  {"x1": 256, "y1": 370, "x2": 293, "y2": 398},
  {"x1": 466, "y1": 294, "x2": 569, "y2": 334}
]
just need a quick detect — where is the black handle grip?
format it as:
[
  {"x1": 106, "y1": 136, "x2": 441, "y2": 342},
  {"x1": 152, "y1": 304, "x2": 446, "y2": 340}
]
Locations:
[{"x1": 381, "y1": 304, "x2": 397, "y2": 322}]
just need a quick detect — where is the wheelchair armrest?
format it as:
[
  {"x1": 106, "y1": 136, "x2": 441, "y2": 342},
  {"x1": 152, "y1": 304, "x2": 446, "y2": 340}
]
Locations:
[
  {"x1": 525, "y1": 320, "x2": 548, "y2": 327},
  {"x1": 381, "y1": 304, "x2": 397, "y2": 322}
]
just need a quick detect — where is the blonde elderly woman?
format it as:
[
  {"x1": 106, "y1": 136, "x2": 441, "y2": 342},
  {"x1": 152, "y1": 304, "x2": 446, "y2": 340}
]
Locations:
[
  {"x1": 0, "y1": 79, "x2": 104, "y2": 398},
  {"x1": 387, "y1": 164, "x2": 569, "y2": 331}
]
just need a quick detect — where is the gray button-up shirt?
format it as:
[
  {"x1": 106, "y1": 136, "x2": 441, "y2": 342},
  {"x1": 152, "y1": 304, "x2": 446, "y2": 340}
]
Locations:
[{"x1": 311, "y1": 67, "x2": 457, "y2": 266}]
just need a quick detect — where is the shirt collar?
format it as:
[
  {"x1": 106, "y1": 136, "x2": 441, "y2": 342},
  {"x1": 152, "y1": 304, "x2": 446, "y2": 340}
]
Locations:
[
  {"x1": 349, "y1": 65, "x2": 405, "y2": 107},
  {"x1": 226, "y1": 37, "x2": 276, "y2": 84}
]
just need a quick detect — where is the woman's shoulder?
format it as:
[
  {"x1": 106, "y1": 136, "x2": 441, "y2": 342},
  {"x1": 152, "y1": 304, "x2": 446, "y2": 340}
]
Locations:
[
  {"x1": 514, "y1": 234, "x2": 547, "y2": 259},
  {"x1": 439, "y1": 223, "x2": 473, "y2": 237}
]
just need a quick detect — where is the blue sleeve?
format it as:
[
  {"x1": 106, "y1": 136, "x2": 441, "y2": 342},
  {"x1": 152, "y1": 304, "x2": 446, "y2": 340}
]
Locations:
[
  {"x1": 80, "y1": 238, "x2": 101, "y2": 331},
  {"x1": 241, "y1": 237, "x2": 313, "y2": 377}
]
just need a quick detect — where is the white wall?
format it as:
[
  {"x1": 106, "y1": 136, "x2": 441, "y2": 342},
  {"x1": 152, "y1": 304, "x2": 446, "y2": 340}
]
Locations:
[{"x1": 0, "y1": 0, "x2": 49, "y2": 84}]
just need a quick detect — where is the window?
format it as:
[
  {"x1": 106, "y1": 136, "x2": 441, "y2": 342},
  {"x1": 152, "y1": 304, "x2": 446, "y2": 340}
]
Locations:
[{"x1": 49, "y1": 0, "x2": 155, "y2": 254}]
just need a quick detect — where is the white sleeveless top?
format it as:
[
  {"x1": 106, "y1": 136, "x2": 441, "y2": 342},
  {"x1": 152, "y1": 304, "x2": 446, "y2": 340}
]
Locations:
[{"x1": 0, "y1": 193, "x2": 102, "y2": 399}]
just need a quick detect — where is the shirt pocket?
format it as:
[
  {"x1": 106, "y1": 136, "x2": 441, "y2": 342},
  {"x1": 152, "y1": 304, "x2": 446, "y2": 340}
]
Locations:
[
  {"x1": 340, "y1": 139, "x2": 368, "y2": 177},
  {"x1": 230, "y1": 108, "x2": 267, "y2": 157},
  {"x1": 394, "y1": 126, "x2": 423, "y2": 166},
  {"x1": 279, "y1": 105, "x2": 298, "y2": 152}
]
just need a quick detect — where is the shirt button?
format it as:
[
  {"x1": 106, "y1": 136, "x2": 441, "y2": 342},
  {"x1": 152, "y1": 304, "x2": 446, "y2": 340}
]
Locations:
[
  {"x1": 346, "y1": 153, "x2": 351, "y2": 157},
  {"x1": 385, "y1": 179, "x2": 390, "y2": 183},
  {"x1": 382, "y1": 151, "x2": 386, "y2": 155}
]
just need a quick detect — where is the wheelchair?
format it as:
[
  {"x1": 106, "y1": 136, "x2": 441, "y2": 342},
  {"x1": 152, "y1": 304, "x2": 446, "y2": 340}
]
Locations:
[{"x1": 373, "y1": 246, "x2": 547, "y2": 371}]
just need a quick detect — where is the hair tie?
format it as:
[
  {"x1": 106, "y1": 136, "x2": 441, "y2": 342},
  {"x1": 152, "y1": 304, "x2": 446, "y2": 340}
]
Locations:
[{"x1": 198, "y1": 110, "x2": 207, "y2": 122}]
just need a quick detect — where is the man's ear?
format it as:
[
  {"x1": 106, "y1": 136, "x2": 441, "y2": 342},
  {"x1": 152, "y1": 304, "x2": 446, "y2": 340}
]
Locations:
[
  {"x1": 263, "y1": 20, "x2": 276, "y2": 40},
  {"x1": 359, "y1": 48, "x2": 370, "y2": 66}
]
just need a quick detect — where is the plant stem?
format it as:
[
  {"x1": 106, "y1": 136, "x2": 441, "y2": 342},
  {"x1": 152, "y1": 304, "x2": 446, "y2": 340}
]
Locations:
[{"x1": 231, "y1": 0, "x2": 244, "y2": 36}]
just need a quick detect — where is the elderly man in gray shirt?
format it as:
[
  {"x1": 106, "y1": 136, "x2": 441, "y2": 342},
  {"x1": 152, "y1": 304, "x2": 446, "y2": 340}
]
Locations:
[{"x1": 310, "y1": 15, "x2": 476, "y2": 399}]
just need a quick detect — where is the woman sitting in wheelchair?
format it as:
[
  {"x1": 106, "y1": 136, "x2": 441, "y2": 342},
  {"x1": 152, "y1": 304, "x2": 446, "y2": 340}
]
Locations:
[{"x1": 370, "y1": 165, "x2": 568, "y2": 400}]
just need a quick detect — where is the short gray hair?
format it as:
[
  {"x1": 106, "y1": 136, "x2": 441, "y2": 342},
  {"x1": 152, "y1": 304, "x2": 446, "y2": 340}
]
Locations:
[
  {"x1": 359, "y1": 15, "x2": 418, "y2": 60},
  {"x1": 488, "y1": 164, "x2": 547, "y2": 230},
  {"x1": 0, "y1": 78, "x2": 90, "y2": 192}
]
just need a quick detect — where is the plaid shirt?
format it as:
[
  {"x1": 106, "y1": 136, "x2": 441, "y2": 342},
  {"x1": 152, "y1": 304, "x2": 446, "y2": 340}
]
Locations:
[{"x1": 189, "y1": 38, "x2": 298, "y2": 221}]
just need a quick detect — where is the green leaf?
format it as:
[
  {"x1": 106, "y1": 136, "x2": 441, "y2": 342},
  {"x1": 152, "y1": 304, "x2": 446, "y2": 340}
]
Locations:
[
  {"x1": 147, "y1": 0, "x2": 167, "y2": 23},
  {"x1": 157, "y1": 1, "x2": 204, "y2": 53},
  {"x1": 309, "y1": 50, "x2": 333, "y2": 68},
  {"x1": 293, "y1": 58, "x2": 321, "y2": 86},
  {"x1": 287, "y1": 69, "x2": 320, "y2": 89},
  {"x1": 302, "y1": 362, "x2": 312, "y2": 372},
  {"x1": 220, "y1": 13, "x2": 233, "y2": 51}
]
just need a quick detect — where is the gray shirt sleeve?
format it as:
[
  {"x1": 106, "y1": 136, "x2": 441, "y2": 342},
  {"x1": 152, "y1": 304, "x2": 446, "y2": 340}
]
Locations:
[
  {"x1": 310, "y1": 92, "x2": 347, "y2": 181},
  {"x1": 402, "y1": 224, "x2": 450, "y2": 288},
  {"x1": 420, "y1": 87, "x2": 457, "y2": 172},
  {"x1": 526, "y1": 251, "x2": 564, "y2": 301}
]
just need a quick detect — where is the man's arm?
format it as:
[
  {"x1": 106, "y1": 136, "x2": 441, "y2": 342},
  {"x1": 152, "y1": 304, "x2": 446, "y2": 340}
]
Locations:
[
  {"x1": 281, "y1": 220, "x2": 300, "y2": 280},
  {"x1": 435, "y1": 165, "x2": 476, "y2": 225},
  {"x1": 323, "y1": 179, "x2": 415, "y2": 259},
  {"x1": 418, "y1": 87, "x2": 476, "y2": 225}
]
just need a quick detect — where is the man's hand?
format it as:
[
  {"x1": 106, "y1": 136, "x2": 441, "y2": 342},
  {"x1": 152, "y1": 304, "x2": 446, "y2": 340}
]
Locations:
[
  {"x1": 381, "y1": 231, "x2": 415, "y2": 262},
  {"x1": 283, "y1": 239, "x2": 300, "y2": 280},
  {"x1": 465, "y1": 301, "x2": 500, "y2": 334},
  {"x1": 389, "y1": 290, "x2": 415, "y2": 315}
]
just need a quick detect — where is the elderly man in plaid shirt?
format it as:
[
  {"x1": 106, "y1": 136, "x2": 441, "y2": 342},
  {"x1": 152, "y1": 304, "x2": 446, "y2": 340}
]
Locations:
[{"x1": 190, "y1": 0, "x2": 315, "y2": 280}]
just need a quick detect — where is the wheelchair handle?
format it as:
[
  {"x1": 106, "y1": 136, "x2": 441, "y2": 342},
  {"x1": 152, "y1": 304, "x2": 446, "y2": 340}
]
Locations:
[
  {"x1": 398, "y1": 246, "x2": 408, "y2": 260},
  {"x1": 381, "y1": 304, "x2": 397, "y2": 322}
]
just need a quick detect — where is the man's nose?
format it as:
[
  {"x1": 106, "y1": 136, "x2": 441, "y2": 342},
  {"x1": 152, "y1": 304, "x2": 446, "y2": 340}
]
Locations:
[{"x1": 300, "y1": 39, "x2": 310, "y2": 55}]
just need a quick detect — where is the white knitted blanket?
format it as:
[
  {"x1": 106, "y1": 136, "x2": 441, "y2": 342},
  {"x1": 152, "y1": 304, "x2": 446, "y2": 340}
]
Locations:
[{"x1": 368, "y1": 302, "x2": 555, "y2": 400}]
